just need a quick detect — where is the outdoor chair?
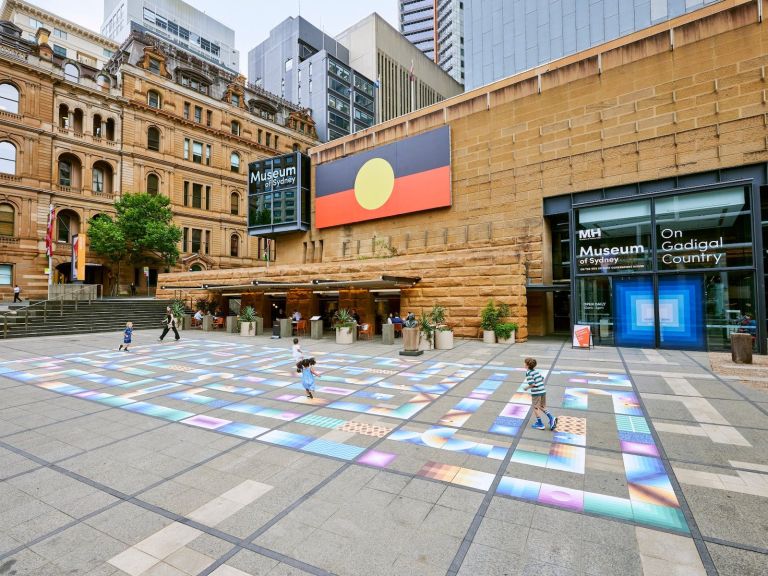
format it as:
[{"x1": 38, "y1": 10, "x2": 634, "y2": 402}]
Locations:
[{"x1": 358, "y1": 323, "x2": 373, "y2": 340}]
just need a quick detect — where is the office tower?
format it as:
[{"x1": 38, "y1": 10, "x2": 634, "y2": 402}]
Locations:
[
  {"x1": 464, "y1": 0, "x2": 722, "y2": 89},
  {"x1": 336, "y1": 13, "x2": 462, "y2": 123},
  {"x1": 248, "y1": 17, "x2": 376, "y2": 142},
  {"x1": 399, "y1": 0, "x2": 464, "y2": 84},
  {"x1": 101, "y1": 0, "x2": 238, "y2": 72}
]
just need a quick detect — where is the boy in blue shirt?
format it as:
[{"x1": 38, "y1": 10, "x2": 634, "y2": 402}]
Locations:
[{"x1": 523, "y1": 357, "x2": 557, "y2": 430}]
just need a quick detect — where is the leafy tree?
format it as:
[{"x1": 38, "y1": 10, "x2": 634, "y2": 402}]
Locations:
[
  {"x1": 114, "y1": 193, "x2": 182, "y2": 266},
  {"x1": 87, "y1": 214, "x2": 126, "y2": 295},
  {"x1": 88, "y1": 194, "x2": 182, "y2": 292}
]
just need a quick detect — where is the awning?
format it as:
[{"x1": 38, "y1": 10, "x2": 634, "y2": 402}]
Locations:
[
  {"x1": 186, "y1": 275, "x2": 421, "y2": 293},
  {"x1": 526, "y1": 284, "x2": 571, "y2": 292}
]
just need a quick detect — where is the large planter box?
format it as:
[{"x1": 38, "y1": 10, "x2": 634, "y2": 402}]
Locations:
[
  {"x1": 226, "y1": 316, "x2": 237, "y2": 333},
  {"x1": 336, "y1": 326, "x2": 354, "y2": 344},
  {"x1": 279, "y1": 318, "x2": 292, "y2": 338},
  {"x1": 381, "y1": 324, "x2": 395, "y2": 345},
  {"x1": 254, "y1": 317, "x2": 263, "y2": 335},
  {"x1": 435, "y1": 330, "x2": 454, "y2": 350},
  {"x1": 497, "y1": 331, "x2": 516, "y2": 344},
  {"x1": 402, "y1": 327, "x2": 420, "y2": 351},
  {"x1": 202, "y1": 315, "x2": 213, "y2": 331},
  {"x1": 419, "y1": 333, "x2": 433, "y2": 351},
  {"x1": 240, "y1": 321, "x2": 255, "y2": 336},
  {"x1": 483, "y1": 330, "x2": 496, "y2": 344}
]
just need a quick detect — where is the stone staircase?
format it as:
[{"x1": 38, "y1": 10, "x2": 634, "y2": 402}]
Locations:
[{"x1": 0, "y1": 298, "x2": 173, "y2": 339}]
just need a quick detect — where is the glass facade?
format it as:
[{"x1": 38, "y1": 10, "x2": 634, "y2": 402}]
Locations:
[
  {"x1": 571, "y1": 184, "x2": 760, "y2": 351},
  {"x1": 248, "y1": 152, "x2": 310, "y2": 235}
]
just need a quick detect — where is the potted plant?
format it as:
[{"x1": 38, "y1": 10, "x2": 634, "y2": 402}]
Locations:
[
  {"x1": 430, "y1": 305, "x2": 454, "y2": 350},
  {"x1": 495, "y1": 322, "x2": 518, "y2": 344},
  {"x1": 239, "y1": 306, "x2": 257, "y2": 336},
  {"x1": 333, "y1": 308, "x2": 355, "y2": 344},
  {"x1": 418, "y1": 312, "x2": 434, "y2": 351},
  {"x1": 402, "y1": 312, "x2": 420, "y2": 353},
  {"x1": 480, "y1": 300, "x2": 510, "y2": 343},
  {"x1": 171, "y1": 299, "x2": 187, "y2": 330}
]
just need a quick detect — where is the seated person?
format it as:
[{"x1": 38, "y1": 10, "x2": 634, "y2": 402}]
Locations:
[
  {"x1": 193, "y1": 309, "x2": 204, "y2": 323},
  {"x1": 738, "y1": 314, "x2": 757, "y2": 336},
  {"x1": 292, "y1": 309, "x2": 302, "y2": 321},
  {"x1": 387, "y1": 313, "x2": 393, "y2": 324},
  {"x1": 391, "y1": 313, "x2": 403, "y2": 325}
]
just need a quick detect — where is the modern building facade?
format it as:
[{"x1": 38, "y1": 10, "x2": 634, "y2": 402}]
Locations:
[
  {"x1": 464, "y1": 0, "x2": 722, "y2": 89},
  {"x1": 1, "y1": 0, "x2": 119, "y2": 69},
  {"x1": 247, "y1": 16, "x2": 376, "y2": 142},
  {"x1": 336, "y1": 13, "x2": 463, "y2": 123},
  {"x1": 101, "y1": 0, "x2": 239, "y2": 72},
  {"x1": 0, "y1": 5, "x2": 317, "y2": 300},
  {"x1": 159, "y1": 0, "x2": 768, "y2": 354},
  {"x1": 399, "y1": 0, "x2": 464, "y2": 84}
]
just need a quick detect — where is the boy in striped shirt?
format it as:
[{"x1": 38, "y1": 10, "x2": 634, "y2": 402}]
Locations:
[{"x1": 523, "y1": 357, "x2": 557, "y2": 430}]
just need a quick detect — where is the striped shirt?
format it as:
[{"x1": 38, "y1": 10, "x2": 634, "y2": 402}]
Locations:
[{"x1": 525, "y1": 369, "x2": 545, "y2": 395}]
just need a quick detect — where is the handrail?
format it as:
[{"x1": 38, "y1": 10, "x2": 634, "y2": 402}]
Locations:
[{"x1": 1, "y1": 284, "x2": 103, "y2": 338}]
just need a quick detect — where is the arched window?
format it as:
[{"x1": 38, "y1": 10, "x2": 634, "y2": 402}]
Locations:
[
  {"x1": 230, "y1": 234, "x2": 239, "y2": 257},
  {"x1": 92, "y1": 161, "x2": 112, "y2": 194},
  {"x1": 147, "y1": 173, "x2": 159, "y2": 195},
  {"x1": 58, "y1": 103, "x2": 69, "y2": 129},
  {"x1": 56, "y1": 210, "x2": 79, "y2": 243},
  {"x1": 230, "y1": 192, "x2": 239, "y2": 215},
  {"x1": 0, "y1": 83, "x2": 19, "y2": 114},
  {"x1": 64, "y1": 63, "x2": 79, "y2": 83},
  {"x1": 147, "y1": 126, "x2": 160, "y2": 151},
  {"x1": 230, "y1": 152, "x2": 240, "y2": 173},
  {"x1": 72, "y1": 108, "x2": 83, "y2": 133},
  {"x1": 58, "y1": 154, "x2": 82, "y2": 188},
  {"x1": 190, "y1": 263, "x2": 204, "y2": 272},
  {"x1": 106, "y1": 118, "x2": 115, "y2": 141},
  {"x1": 0, "y1": 203, "x2": 14, "y2": 236},
  {"x1": 0, "y1": 141, "x2": 16, "y2": 175},
  {"x1": 231, "y1": 120, "x2": 240, "y2": 136},
  {"x1": 96, "y1": 74, "x2": 110, "y2": 88},
  {"x1": 93, "y1": 114, "x2": 102, "y2": 137},
  {"x1": 147, "y1": 90, "x2": 161, "y2": 109}
]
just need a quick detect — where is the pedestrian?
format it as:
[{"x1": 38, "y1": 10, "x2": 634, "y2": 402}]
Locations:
[
  {"x1": 12, "y1": 284, "x2": 22, "y2": 303},
  {"x1": 523, "y1": 357, "x2": 557, "y2": 430},
  {"x1": 296, "y1": 357, "x2": 319, "y2": 399},
  {"x1": 158, "y1": 306, "x2": 180, "y2": 342},
  {"x1": 119, "y1": 321, "x2": 133, "y2": 351},
  {"x1": 130, "y1": 282, "x2": 136, "y2": 296},
  {"x1": 292, "y1": 337, "x2": 304, "y2": 364}
]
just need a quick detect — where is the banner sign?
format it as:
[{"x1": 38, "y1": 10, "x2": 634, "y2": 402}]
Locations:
[
  {"x1": 71, "y1": 233, "x2": 86, "y2": 281},
  {"x1": 315, "y1": 126, "x2": 451, "y2": 228}
]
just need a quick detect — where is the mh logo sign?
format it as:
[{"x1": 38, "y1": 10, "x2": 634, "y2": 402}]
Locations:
[{"x1": 578, "y1": 228, "x2": 602, "y2": 240}]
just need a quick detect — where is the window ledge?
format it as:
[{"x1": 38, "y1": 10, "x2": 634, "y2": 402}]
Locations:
[
  {"x1": 0, "y1": 235, "x2": 19, "y2": 245},
  {"x1": 0, "y1": 173, "x2": 20, "y2": 181}
]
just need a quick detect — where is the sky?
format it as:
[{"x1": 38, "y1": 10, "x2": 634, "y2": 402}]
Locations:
[{"x1": 27, "y1": 0, "x2": 399, "y2": 73}]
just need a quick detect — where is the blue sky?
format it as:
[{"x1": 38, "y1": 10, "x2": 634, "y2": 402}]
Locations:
[{"x1": 28, "y1": 0, "x2": 399, "y2": 72}]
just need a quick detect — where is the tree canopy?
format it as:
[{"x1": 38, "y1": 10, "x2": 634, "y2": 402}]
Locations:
[{"x1": 88, "y1": 193, "x2": 182, "y2": 268}]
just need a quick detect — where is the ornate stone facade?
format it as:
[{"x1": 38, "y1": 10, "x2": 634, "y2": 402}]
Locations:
[{"x1": 0, "y1": 17, "x2": 318, "y2": 299}]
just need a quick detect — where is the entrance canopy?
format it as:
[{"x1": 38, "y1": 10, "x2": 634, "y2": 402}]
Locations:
[{"x1": 164, "y1": 275, "x2": 421, "y2": 292}]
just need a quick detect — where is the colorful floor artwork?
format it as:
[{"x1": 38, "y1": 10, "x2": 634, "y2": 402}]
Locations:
[{"x1": 1, "y1": 340, "x2": 690, "y2": 535}]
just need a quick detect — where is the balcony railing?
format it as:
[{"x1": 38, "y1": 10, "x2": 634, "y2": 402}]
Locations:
[{"x1": 0, "y1": 236, "x2": 19, "y2": 246}]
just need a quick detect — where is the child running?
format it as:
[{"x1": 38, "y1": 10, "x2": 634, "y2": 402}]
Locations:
[
  {"x1": 523, "y1": 357, "x2": 557, "y2": 430},
  {"x1": 118, "y1": 321, "x2": 133, "y2": 352},
  {"x1": 292, "y1": 337, "x2": 305, "y2": 364},
  {"x1": 296, "y1": 357, "x2": 319, "y2": 399}
]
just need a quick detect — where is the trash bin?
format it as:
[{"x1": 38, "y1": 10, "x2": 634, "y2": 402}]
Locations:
[{"x1": 271, "y1": 321, "x2": 280, "y2": 339}]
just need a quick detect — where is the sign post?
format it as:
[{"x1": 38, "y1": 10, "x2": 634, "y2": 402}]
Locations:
[{"x1": 572, "y1": 324, "x2": 593, "y2": 349}]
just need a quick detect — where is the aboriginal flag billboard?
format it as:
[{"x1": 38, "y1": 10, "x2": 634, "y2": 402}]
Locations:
[{"x1": 315, "y1": 126, "x2": 451, "y2": 228}]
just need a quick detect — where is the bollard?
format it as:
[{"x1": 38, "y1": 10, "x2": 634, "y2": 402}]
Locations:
[
  {"x1": 43, "y1": 301, "x2": 47, "y2": 324},
  {"x1": 731, "y1": 333, "x2": 753, "y2": 364}
]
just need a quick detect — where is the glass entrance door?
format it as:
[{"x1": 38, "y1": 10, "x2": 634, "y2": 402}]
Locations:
[
  {"x1": 658, "y1": 275, "x2": 705, "y2": 350},
  {"x1": 613, "y1": 276, "x2": 655, "y2": 347}
]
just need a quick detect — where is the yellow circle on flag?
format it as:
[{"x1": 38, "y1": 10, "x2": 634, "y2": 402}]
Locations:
[{"x1": 354, "y1": 158, "x2": 395, "y2": 210}]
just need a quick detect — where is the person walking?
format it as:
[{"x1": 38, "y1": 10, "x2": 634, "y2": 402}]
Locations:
[
  {"x1": 296, "y1": 357, "x2": 319, "y2": 399},
  {"x1": 523, "y1": 357, "x2": 557, "y2": 430},
  {"x1": 12, "y1": 284, "x2": 22, "y2": 303},
  {"x1": 119, "y1": 322, "x2": 133, "y2": 351},
  {"x1": 159, "y1": 306, "x2": 180, "y2": 342}
]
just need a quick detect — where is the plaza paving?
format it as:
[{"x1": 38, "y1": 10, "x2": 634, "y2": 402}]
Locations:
[{"x1": 0, "y1": 330, "x2": 767, "y2": 576}]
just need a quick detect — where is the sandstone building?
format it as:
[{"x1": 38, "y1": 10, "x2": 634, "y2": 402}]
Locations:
[
  {"x1": 0, "y1": 1, "x2": 317, "y2": 299},
  {"x1": 158, "y1": 0, "x2": 768, "y2": 353}
]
